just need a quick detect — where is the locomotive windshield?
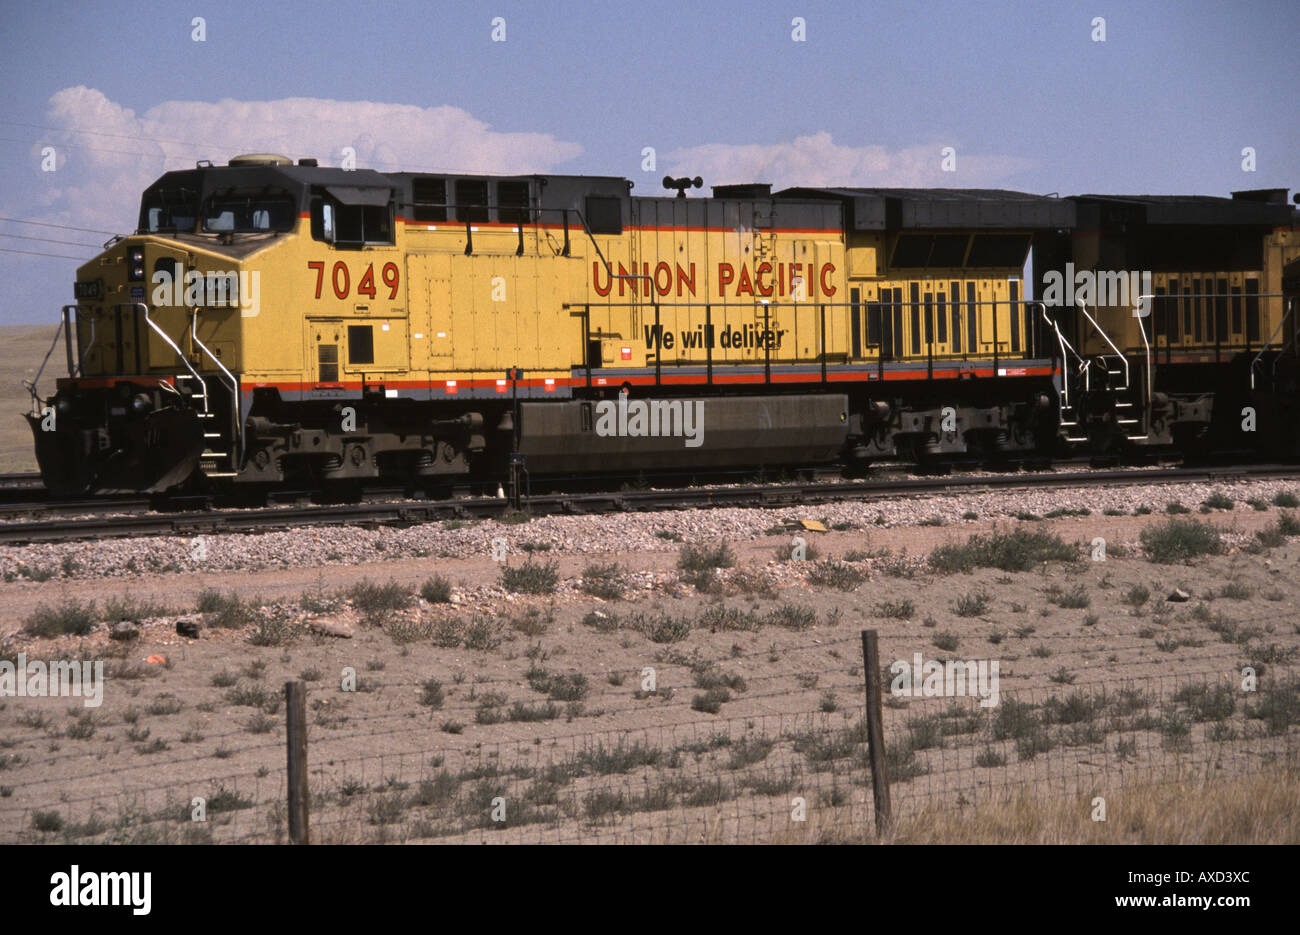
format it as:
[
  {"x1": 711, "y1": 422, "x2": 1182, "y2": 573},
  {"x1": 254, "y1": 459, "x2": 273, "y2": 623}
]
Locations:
[
  {"x1": 139, "y1": 187, "x2": 199, "y2": 233},
  {"x1": 202, "y1": 191, "x2": 296, "y2": 233}
]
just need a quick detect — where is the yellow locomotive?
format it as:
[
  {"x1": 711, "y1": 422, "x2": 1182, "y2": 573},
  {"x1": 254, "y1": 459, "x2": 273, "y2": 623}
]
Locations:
[
  {"x1": 27, "y1": 153, "x2": 1296, "y2": 495},
  {"x1": 31, "y1": 155, "x2": 1076, "y2": 494},
  {"x1": 1043, "y1": 190, "x2": 1299, "y2": 450}
]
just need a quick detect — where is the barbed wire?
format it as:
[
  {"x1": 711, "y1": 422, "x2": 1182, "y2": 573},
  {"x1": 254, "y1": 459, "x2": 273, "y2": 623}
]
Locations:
[
  {"x1": 4, "y1": 657, "x2": 1294, "y2": 844},
  {"x1": 3, "y1": 608, "x2": 1289, "y2": 794}
]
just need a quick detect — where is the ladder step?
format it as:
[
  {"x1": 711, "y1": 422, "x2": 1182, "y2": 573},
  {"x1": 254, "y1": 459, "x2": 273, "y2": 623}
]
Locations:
[{"x1": 204, "y1": 471, "x2": 238, "y2": 478}]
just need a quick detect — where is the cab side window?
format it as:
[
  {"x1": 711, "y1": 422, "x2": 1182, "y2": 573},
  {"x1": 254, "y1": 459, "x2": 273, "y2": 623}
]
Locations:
[{"x1": 311, "y1": 195, "x2": 394, "y2": 246}]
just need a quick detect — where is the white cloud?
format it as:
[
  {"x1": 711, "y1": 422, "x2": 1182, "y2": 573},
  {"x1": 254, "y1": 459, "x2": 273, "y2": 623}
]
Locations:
[
  {"x1": 665, "y1": 131, "x2": 1035, "y2": 190},
  {"x1": 1, "y1": 94, "x2": 1034, "y2": 326},
  {"x1": 0, "y1": 87, "x2": 584, "y2": 323},
  {"x1": 29, "y1": 86, "x2": 583, "y2": 234}
]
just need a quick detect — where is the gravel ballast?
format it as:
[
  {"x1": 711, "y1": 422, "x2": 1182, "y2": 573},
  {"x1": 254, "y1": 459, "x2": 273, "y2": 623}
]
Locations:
[{"x1": 1, "y1": 477, "x2": 1294, "y2": 582}]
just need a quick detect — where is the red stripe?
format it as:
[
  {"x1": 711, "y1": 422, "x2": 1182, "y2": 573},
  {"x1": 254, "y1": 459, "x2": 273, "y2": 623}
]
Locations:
[
  {"x1": 395, "y1": 217, "x2": 842, "y2": 237},
  {"x1": 245, "y1": 365, "x2": 1055, "y2": 393}
]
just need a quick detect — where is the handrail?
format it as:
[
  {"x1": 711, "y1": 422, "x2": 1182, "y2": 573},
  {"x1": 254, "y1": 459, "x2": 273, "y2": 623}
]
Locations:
[
  {"x1": 1075, "y1": 299, "x2": 1130, "y2": 390},
  {"x1": 25, "y1": 313, "x2": 67, "y2": 415},
  {"x1": 191, "y1": 310, "x2": 242, "y2": 461},
  {"x1": 62, "y1": 305, "x2": 96, "y2": 378},
  {"x1": 1134, "y1": 293, "x2": 1154, "y2": 413},
  {"x1": 1250, "y1": 299, "x2": 1294, "y2": 391},
  {"x1": 1034, "y1": 301, "x2": 1088, "y2": 412},
  {"x1": 79, "y1": 314, "x2": 96, "y2": 378},
  {"x1": 62, "y1": 305, "x2": 77, "y2": 375},
  {"x1": 134, "y1": 303, "x2": 206, "y2": 410},
  {"x1": 1272, "y1": 295, "x2": 1298, "y2": 385},
  {"x1": 1132, "y1": 291, "x2": 1285, "y2": 357},
  {"x1": 1133, "y1": 302, "x2": 1152, "y2": 440},
  {"x1": 433, "y1": 201, "x2": 619, "y2": 274},
  {"x1": 1034, "y1": 301, "x2": 1086, "y2": 365},
  {"x1": 563, "y1": 296, "x2": 1066, "y2": 385},
  {"x1": 562, "y1": 297, "x2": 1057, "y2": 363},
  {"x1": 572, "y1": 208, "x2": 644, "y2": 291}
]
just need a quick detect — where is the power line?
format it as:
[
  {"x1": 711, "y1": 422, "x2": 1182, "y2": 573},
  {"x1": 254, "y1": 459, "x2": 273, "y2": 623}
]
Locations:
[
  {"x1": 0, "y1": 216, "x2": 118, "y2": 235},
  {"x1": 0, "y1": 246, "x2": 91, "y2": 261},
  {"x1": 0, "y1": 135, "x2": 183, "y2": 163},
  {"x1": 0, "y1": 231, "x2": 101, "y2": 249},
  {"x1": 0, "y1": 118, "x2": 229, "y2": 151}
]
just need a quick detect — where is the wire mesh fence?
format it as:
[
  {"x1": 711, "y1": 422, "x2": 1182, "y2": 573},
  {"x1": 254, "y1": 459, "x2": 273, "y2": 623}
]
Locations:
[{"x1": 4, "y1": 624, "x2": 1295, "y2": 844}]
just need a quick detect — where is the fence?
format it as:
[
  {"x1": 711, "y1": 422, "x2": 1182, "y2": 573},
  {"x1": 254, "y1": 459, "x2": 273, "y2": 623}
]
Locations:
[{"x1": 2, "y1": 623, "x2": 1297, "y2": 844}]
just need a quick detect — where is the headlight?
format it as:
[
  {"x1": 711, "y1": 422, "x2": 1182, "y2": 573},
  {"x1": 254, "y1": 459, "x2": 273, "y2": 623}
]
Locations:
[{"x1": 127, "y1": 246, "x2": 145, "y2": 282}]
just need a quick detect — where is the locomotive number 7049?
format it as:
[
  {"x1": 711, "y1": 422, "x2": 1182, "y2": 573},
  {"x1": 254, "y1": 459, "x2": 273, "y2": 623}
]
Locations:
[{"x1": 307, "y1": 261, "x2": 400, "y2": 300}]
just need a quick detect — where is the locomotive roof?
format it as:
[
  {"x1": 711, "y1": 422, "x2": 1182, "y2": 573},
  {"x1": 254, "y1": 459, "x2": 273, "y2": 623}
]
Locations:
[
  {"x1": 774, "y1": 187, "x2": 1076, "y2": 231},
  {"x1": 143, "y1": 163, "x2": 401, "y2": 193},
  {"x1": 1071, "y1": 192, "x2": 1294, "y2": 227},
  {"x1": 142, "y1": 163, "x2": 638, "y2": 200},
  {"x1": 142, "y1": 162, "x2": 1294, "y2": 233}
]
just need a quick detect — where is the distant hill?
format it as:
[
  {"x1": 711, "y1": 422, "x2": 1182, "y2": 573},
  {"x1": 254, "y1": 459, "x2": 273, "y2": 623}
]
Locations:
[{"x1": 0, "y1": 324, "x2": 60, "y2": 472}]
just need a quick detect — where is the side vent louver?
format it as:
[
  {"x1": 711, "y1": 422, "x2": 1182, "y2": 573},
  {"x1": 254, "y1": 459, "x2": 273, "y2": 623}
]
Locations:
[{"x1": 318, "y1": 344, "x2": 339, "y2": 382}]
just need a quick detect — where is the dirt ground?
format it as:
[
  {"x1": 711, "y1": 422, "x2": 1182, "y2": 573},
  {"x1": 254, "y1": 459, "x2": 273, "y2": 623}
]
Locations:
[{"x1": 1, "y1": 506, "x2": 1297, "y2": 843}]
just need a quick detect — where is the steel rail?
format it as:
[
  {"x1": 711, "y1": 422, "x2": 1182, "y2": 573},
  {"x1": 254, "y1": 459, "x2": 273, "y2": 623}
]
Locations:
[{"x1": 2, "y1": 463, "x2": 1298, "y2": 545}]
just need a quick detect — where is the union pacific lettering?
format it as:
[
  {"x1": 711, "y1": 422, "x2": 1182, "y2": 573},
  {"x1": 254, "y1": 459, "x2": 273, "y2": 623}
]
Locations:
[{"x1": 593, "y1": 261, "x2": 837, "y2": 299}]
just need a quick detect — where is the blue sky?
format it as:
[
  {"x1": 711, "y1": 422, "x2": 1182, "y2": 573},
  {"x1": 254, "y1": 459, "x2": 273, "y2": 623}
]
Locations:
[{"x1": 1, "y1": 0, "x2": 1297, "y2": 324}]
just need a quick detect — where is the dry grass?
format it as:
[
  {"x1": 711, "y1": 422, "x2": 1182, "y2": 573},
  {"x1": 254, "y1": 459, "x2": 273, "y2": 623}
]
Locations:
[
  {"x1": 775, "y1": 763, "x2": 1300, "y2": 844},
  {"x1": 0, "y1": 325, "x2": 58, "y2": 472}
]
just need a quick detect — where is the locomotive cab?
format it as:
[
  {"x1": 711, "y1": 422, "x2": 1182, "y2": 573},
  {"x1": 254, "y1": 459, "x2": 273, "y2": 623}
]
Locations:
[{"x1": 26, "y1": 155, "x2": 309, "y2": 493}]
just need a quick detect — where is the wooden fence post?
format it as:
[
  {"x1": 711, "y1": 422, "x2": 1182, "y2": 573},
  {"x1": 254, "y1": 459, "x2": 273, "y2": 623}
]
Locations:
[
  {"x1": 860, "y1": 630, "x2": 892, "y2": 837},
  {"x1": 285, "y1": 680, "x2": 309, "y2": 845}
]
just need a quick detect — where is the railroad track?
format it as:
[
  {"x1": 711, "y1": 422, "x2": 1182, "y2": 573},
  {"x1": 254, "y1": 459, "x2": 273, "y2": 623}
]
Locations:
[
  {"x1": 0, "y1": 472, "x2": 44, "y2": 493},
  {"x1": 0, "y1": 496, "x2": 153, "y2": 519},
  {"x1": 0, "y1": 462, "x2": 1296, "y2": 545}
]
